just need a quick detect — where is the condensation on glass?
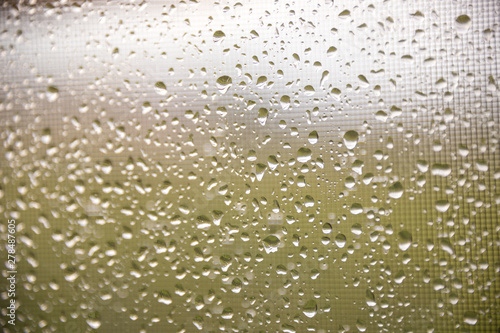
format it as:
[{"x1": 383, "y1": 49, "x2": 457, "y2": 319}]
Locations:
[{"x1": 0, "y1": 0, "x2": 499, "y2": 332}]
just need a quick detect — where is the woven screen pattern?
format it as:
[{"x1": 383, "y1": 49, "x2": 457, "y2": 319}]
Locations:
[{"x1": 0, "y1": 0, "x2": 498, "y2": 332}]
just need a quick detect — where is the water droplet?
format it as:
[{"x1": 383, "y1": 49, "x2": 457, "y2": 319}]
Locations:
[
  {"x1": 350, "y1": 203, "x2": 363, "y2": 215},
  {"x1": 64, "y1": 269, "x2": 79, "y2": 282},
  {"x1": 267, "y1": 155, "x2": 279, "y2": 170},
  {"x1": 388, "y1": 182, "x2": 404, "y2": 199},
  {"x1": 436, "y1": 200, "x2": 450, "y2": 213},
  {"x1": 343, "y1": 130, "x2": 359, "y2": 149},
  {"x1": 302, "y1": 300, "x2": 317, "y2": 318},
  {"x1": 263, "y1": 235, "x2": 280, "y2": 253},
  {"x1": 256, "y1": 163, "x2": 267, "y2": 181},
  {"x1": 322, "y1": 222, "x2": 332, "y2": 234},
  {"x1": 358, "y1": 75, "x2": 369, "y2": 88},
  {"x1": 216, "y1": 75, "x2": 232, "y2": 94},
  {"x1": 456, "y1": 15, "x2": 472, "y2": 33},
  {"x1": 46, "y1": 86, "x2": 59, "y2": 102},
  {"x1": 213, "y1": 30, "x2": 226, "y2": 43},
  {"x1": 142, "y1": 102, "x2": 152, "y2": 114},
  {"x1": 280, "y1": 95, "x2": 291, "y2": 110},
  {"x1": 196, "y1": 215, "x2": 211, "y2": 230},
  {"x1": 221, "y1": 307, "x2": 234, "y2": 319},
  {"x1": 339, "y1": 9, "x2": 351, "y2": 18},
  {"x1": 86, "y1": 318, "x2": 101, "y2": 329},
  {"x1": 161, "y1": 180, "x2": 173, "y2": 195},
  {"x1": 463, "y1": 311, "x2": 478, "y2": 325},
  {"x1": 351, "y1": 223, "x2": 362, "y2": 235},
  {"x1": 345, "y1": 176, "x2": 356, "y2": 189},
  {"x1": 433, "y1": 278, "x2": 445, "y2": 291},
  {"x1": 256, "y1": 76, "x2": 268, "y2": 88},
  {"x1": 193, "y1": 315, "x2": 204, "y2": 330},
  {"x1": 281, "y1": 323, "x2": 296, "y2": 333},
  {"x1": 231, "y1": 278, "x2": 242, "y2": 293},
  {"x1": 297, "y1": 147, "x2": 312, "y2": 163},
  {"x1": 308, "y1": 131, "x2": 319, "y2": 144},
  {"x1": 398, "y1": 230, "x2": 412, "y2": 251},
  {"x1": 417, "y1": 160, "x2": 429, "y2": 173},
  {"x1": 394, "y1": 270, "x2": 406, "y2": 284},
  {"x1": 101, "y1": 159, "x2": 113, "y2": 174},
  {"x1": 154, "y1": 81, "x2": 167, "y2": 95},
  {"x1": 78, "y1": 104, "x2": 88, "y2": 113},
  {"x1": 327, "y1": 46, "x2": 337, "y2": 57},
  {"x1": 431, "y1": 163, "x2": 452, "y2": 177},
  {"x1": 366, "y1": 289, "x2": 376, "y2": 307},
  {"x1": 257, "y1": 108, "x2": 269, "y2": 125},
  {"x1": 335, "y1": 233, "x2": 347, "y2": 248},
  {"x1": 41, "y1": 128, "x2": 51, "y2": 144},
  {"x1": 304, "y1": 85, "x2": 315, "y2": 96},
  {"x1": 320, "y1": 71, "x2": 329, "y2": 86}
]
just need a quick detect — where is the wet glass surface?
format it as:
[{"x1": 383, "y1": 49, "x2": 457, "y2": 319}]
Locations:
[{"x1": 0, "y1": 1, "x2": 499, "y2": 332}]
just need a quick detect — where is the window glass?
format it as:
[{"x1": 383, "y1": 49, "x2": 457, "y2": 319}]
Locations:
[{"x1": 0, "y1": 1, "x2": 499, "y2": 332}]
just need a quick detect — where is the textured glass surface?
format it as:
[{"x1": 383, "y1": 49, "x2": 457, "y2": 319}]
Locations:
[{"x1": 0, "y1": 1, "x2": 499, "y2": 332}]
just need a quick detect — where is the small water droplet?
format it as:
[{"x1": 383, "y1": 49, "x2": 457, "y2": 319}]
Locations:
[
  {"x1": 41, "y1": 128, "x2": 52, "y2": 144},
  {"x1": 46, "y1": 86, "x2": 59, "y2": 102}
]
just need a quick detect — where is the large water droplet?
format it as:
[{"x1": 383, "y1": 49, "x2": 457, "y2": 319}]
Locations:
[
  {"x1": 216, "y1": 75, "x2": 232, "y2": 94},
  {"x1": 256, "y1": 76, "x2": 268, "y2": 88},
  {"x1": 297, "y1": 147, "x2": 312, "y2": 163},
  {"x1": 463, "y1": 311, "x2": 478, "y2": 325},
  {"x1": 388, "y1": 182, "x2": 404, "y2": 199},
  {"x1": 263, "y1": 235, "x2": 280, "y2": 253},
  {"x1": 304, "y1": 85, "x2": 315, "y2": 96},
  {"x1": 154, "y1": 81, "x2": 167, "y2": 95},
  {"x1": 435, "y1": 200, "x2": 450, "y2": 213},
  {"x1": 335, "y1": 233, "x2": 347, "y2": 248},
  {"x1": 455, "y1": 15, "x2": 472, "y2": 33},
  {"x1": 86, "y1": 318, "x2": 101, "y2": 329},
  {"x1": 308, "y1": 131, "x2": 319, "y2": 144},
  {"x1": 350, "y1": 203, "x2": 363, "y2": 215},
  {"x1": 257, "y1": 108, "x2": 269, "y2": 125},
  {"x1": 280, "y1": 95, "x2": 291, "y2": 110},
  {"x1": 343, "y1": 131, "x2": 359, "y2": 149},
  {"x1": 431, "y1": 163, "x2": 452, "y2": 177},
  {"x1": 366, "y1": 289, "x2": 376, "y2": 307},
  {"x1": 213, "y1": 30, "x2": 226, "y2": 43},
  {"x1": 398, "y1": 230, "x2": 412, "y2": 251},
  {"x1": 302, "y1": 300, "x2": 317, "y2": 318}
]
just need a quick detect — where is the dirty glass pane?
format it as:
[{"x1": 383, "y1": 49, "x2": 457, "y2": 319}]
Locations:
[{"x1": 0, "y1": 0, "x2": 499, "y2": 332}]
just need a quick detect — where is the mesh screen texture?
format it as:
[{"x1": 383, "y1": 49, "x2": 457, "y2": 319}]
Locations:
[{"x1": 0, "y1": 1, "x2": 499, "y2": 332}]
